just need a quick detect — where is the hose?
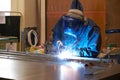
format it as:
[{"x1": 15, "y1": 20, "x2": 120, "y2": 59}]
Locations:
[{"x1": 27, "y1": 30, "x2": 38, "y2": 47}]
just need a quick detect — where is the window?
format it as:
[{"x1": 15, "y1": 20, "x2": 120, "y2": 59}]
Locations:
[
  {"x1": 0, "y1": 0, "x2": 11, "y2": 11},
  {"x1": 0, "y1": 0, "x2": 11, "y2": 23}
]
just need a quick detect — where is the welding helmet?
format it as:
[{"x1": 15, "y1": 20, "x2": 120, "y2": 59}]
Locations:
[
  {"x1": 62, "y1": 15, "x2": 83, "y2": 47},
  {"x1": 62, "y1": 0, "x2": 87, "y2": 40},
  {"x1": 67, "y1": 0, "x2": 87, "y2": 23}
]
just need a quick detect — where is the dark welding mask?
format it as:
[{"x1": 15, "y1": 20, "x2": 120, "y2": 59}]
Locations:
[
  {"x1": 62, "y1": 15, "x2": 84, "y2": 47},
  {"x1": 62, "y1": 15, "x2": 84, "y2": 38}
]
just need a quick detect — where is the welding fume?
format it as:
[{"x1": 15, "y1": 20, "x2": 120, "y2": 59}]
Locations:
[{"x1": 51, "y1": 0, "x2": 102, "y2": 58}]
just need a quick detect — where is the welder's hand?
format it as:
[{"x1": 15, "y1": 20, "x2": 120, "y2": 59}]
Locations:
[
  {"x1": 56, "y1": 40, "x2": 64, "y2": 53},
  {"x1": 57, "y1": 40, "x2": 63, "y2": 47}
]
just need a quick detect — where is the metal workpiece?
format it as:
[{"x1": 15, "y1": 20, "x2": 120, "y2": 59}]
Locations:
[
  {"x1": 0, "y1": 50, "x2": 107, "y2": 63},
  {"x1": 0, "y1": 51, "x2": 120, "y2": 80}
]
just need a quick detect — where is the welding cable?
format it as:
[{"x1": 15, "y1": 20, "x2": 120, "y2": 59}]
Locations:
[{"x1": 27, "y1": 30, "x2": 38, "y2": 47}]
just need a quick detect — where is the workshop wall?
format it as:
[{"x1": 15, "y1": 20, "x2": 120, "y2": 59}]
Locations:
[{"x1": 106, "y1": 0, "x2": 120, "y2": 47}]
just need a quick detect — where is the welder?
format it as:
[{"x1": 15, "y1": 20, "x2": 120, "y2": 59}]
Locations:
[{"x1": 52, "y1": 0, "x2": 102, "y2": 58}]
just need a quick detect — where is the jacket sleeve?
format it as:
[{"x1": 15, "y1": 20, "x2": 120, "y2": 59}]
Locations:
[
  {"x1": 77, "y1": 25, "x2": 102, "y2": 58},
  {"x1": 87, "y1": 19, "x2": 102, "y2": 57}
]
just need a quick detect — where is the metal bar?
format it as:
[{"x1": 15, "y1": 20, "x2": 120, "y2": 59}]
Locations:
[{"x1": 0, "y1": 50, "x2": 108, "y2": 63}]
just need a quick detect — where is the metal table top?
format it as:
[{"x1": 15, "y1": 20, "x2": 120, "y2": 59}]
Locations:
[{"x1": 0, "y1": 51, "x2": 120, "y2": 80}]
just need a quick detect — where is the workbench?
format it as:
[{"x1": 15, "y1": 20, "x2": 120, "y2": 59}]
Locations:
[
  {"x1": 0, "y1": 36, "x2": 18, "y2": 50},
  {"x1": 0, "y1": 51, "x2": 120, "y2": 80}
]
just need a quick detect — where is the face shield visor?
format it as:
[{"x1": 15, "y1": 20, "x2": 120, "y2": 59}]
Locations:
[
  {"x1": 62, "y1": 16, "x2": 83, "y2": 38},
  {"x1": 62, "y1": 16, "x2": 83, "y2": 47}
]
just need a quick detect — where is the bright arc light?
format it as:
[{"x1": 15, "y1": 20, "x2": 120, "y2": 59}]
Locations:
[{"x1": 58, "y1": 50, "x2": 74, "y2": 59}]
